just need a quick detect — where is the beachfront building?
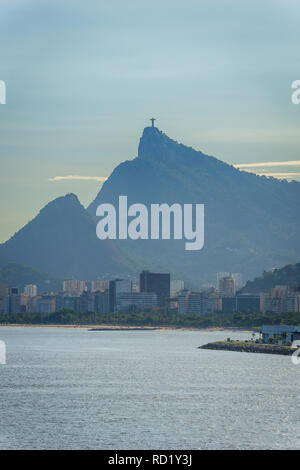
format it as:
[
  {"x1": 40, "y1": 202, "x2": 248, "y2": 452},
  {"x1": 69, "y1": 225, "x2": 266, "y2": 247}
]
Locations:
[
  {"x1": 116, "y1": 292, "x2": 157, "y2": 312},
  {"x1": 260, "y1": 289, "x2": 300, "y2": 314},
  {"x1": 178, "y1": 290, "x2": 221, "y2": 316},
  {"x1": 140, "y1": 271, "x2": 170, "y2": 307},
  {"x1": 63, "y1": 280, "x2": 86, "y2": 296},
  {"x1": 170, "y1": 280, "x2": 185, "y2": 297},
  {"x1": 90, "y1": 280, "x2": 109, "y2": 293},
  {"x1": 218, "y1": 276, "x2": 235, "y2": 296},
  {"x1": 24, "y1": 284, "x2": 37, "y2": 297},
  {"x1": 261, "y1": 325, "x2": 300, "y2": 345}
]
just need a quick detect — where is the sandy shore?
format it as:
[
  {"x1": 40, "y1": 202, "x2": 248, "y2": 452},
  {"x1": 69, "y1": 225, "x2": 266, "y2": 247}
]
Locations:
[{"x1": 0, "y1": 323, "x2": 254, "y2": 333}]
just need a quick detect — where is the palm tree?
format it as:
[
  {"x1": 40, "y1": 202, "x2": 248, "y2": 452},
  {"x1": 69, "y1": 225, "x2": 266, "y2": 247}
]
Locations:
[{"x1": 282, "y1": 331, "x2": 288, "y2": 344}]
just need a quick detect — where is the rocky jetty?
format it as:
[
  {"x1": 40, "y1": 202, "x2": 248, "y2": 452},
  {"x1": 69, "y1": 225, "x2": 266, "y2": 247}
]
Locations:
[{"x1": 199, "y1": 341, "x2": 294, "y2": 356}]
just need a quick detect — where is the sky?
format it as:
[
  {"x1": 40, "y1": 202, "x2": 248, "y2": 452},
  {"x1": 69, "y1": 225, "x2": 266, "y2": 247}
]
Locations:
[{"x1": 0, "y1": 0, "x2": 300, "y2": 242}]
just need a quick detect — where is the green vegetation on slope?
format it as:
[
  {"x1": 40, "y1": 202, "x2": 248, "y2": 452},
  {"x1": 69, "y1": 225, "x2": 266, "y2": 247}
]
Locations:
[
  {"x1": 0, "y1": 263, "x2": 62, "y2": 294},
  {"x1": 240, "y1": 262, "x2": 300, "y2": 294}
]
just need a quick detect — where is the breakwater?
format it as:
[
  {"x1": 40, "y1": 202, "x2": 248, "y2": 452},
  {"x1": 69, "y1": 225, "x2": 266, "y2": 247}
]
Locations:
[{"x1": 199, "y1": 341, "x2": 294, "y2": 356}]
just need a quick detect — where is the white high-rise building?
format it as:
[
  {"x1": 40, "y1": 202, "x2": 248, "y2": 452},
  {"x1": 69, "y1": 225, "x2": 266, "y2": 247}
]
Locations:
[
  {"x1": 217, "y1": 272, "x2": 243, "y2": 290},
  {"x1": 219, "y1": 276, "x2": 235, "y2": 296},
  {"x1": 217, "y1": 272, "x2": 230, "y2": 285},
  {"x1": 171, "y1": 280, "x2": 185, "y2": 297},
  {"x1": 91, "y1": 280, "x2": 109, "y2": 292},
  {"x1": 63, "y1": 280, "x2": 86, "y2": 296},
  {"x1": 232, "y1": 273, "x2": 243, "y2": 290},
  {"x1": 24, "y1": 284, "x2": 37, "y2": 297}
]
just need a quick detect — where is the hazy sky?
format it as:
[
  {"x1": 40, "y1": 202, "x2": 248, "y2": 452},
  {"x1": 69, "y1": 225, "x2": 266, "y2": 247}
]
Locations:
[{"x1": 0, "y1": 0, "x2": 300, "y2": 242}]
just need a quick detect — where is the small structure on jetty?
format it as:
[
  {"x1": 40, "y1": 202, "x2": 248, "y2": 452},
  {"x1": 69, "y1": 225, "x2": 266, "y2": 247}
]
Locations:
[{"x1": 262, "y1": 325, "x2": 300, "y2": 345}]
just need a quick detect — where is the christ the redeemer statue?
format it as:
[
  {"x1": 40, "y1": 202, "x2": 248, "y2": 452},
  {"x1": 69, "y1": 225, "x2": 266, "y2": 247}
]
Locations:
[{"x1": 150, "y1": 118, "x2": 156, "y2": 127}]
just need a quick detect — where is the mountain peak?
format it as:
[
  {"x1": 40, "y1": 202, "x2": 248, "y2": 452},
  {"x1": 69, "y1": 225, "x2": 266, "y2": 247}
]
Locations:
[
  {"x1": 88, "y1": 126, "x2": 300, "y2": 282},
  {"x1": 50, "y1": 192, "x2": 79, "y2": 205},
  {"x1": 138, "y1": 126, "x2": 207, "y2": 164},
  {"x1": 40, "y1": 193, "x2": 82, "y2": 215},
  {"x1": 0, "y1": 191, "x2": 131, "y2": 278},
  {"x1": 138, "y1": 126, "x2": 182, "y2": 160}
]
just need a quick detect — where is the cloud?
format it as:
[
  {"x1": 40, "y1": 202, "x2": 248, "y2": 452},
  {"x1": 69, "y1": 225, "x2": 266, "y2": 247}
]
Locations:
[
  {"x1": 240, "y1": 170, "x2": 300, "y2": 181},
  {"x1": 233, "y1": 160, "x2": 300, "y2": 180},
  {"x1": 234, "y1": 160, "x2": 300, "y2": 168},
  {"x1": 49, "y1": 175, "x2": 108, "y2": 182},
  {"x1": 255, "y1": 172, "x2": 300, "y2": 178}
]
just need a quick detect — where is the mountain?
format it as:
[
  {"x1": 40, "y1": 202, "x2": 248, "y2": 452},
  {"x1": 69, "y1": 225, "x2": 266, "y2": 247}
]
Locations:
[
  {"x1": 239, "y1": 263, "x2": 300, "y2": 294},
  {"x1": 0, "y1": 263, "x2": 62, "y2": 294},
  {"x1": 0, "y1": 193, "x2": 132, "y2": 279},
  {"x1": 2, "y1": 127, "x2": 299, "y2": 284},
  {"x1": 88, "y1": 125, "x2": 300, "y2": 284}
]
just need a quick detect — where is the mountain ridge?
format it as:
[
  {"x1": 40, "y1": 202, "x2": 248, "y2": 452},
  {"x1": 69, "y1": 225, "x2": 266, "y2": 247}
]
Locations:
[
  {"x1": 88, "y1": 126, "x2": 300, "y2": 283},
  {"x1": 0, "y1": 263, "x2": 62, "y2": 294},
  {"x1": 240, "y1": 262, "x2": 300, "y2": 294},
  {"x1": 1, "y1": 126, "x2": 299, "y2": 284}
]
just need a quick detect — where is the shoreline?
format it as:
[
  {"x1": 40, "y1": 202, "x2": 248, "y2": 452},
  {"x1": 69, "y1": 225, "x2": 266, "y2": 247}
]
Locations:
[{"x1": 0, "y1": 323, "x2": 254, "y2": 333}]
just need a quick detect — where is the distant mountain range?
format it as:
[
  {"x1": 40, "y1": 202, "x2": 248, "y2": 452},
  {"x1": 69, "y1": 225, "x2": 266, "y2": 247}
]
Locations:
[
  {"x1": 1, "y1": 125, "x2": 300, "y2": 284},
  {"x1": 240, "y1": 263, "x2": 300, "y2": 294}
]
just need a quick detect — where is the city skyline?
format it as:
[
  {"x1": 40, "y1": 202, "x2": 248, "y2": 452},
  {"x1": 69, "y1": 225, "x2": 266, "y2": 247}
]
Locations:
[{"x1": 1, "y1": 267, "x2": 299, "y2": 317}]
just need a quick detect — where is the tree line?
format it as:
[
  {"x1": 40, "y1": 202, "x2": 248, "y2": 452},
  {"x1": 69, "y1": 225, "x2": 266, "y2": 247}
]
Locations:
[{"x1": 1, "y1": 308, "x2": 300, "y2": 328}]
